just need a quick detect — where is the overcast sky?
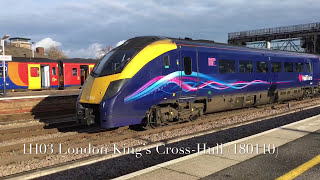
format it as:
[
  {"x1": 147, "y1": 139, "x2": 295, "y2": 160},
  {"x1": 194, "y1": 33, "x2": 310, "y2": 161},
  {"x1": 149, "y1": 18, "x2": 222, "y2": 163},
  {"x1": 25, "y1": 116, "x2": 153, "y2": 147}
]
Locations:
[{"x1": 1, "y1": 0, "x2": 319, "y2": 58}]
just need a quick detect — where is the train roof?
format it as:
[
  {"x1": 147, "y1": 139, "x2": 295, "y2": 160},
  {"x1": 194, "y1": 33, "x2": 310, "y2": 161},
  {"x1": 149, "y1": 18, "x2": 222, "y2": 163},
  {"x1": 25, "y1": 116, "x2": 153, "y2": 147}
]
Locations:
[
  {"x1": 168, "y1": 37, "x2": 319, "y2": 58},
  {"x1": 59, "y1": 58, "x2": 98, "y2": 63},
  {"x1": 12, "y1": 57, "x2": 58, "y2": 63},
  {"x1": 123, "y1": 36, "x2": 319, "y2": 59},
  {"x1": 10, "y1": 57, "x2": 99, "y2": 63},
  {"x1": 115, "y1": 36, "x2": 165, "y2": 51}
]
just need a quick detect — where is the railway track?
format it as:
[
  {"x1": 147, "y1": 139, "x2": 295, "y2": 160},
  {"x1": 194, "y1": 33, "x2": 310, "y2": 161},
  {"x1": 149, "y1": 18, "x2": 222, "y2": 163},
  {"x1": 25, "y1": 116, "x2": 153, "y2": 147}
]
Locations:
[
  {"x1": 1, "y1": 89, "x2": 80, "y2": 98},
  {"x1": 0, "y1": 94, "x2": 78, "y2": 126},
  {"x1": 2, "y1": 98, "x2": 320, "y2": 179},
  {"x1": 0, "y1": 118, "x2": 80, "y2": 142},
  {"x1": 1, "y1": 96, "x2": 320, "y2": 178},
  {"x1": 1, "y1": 97, "x2": 319, "y2": 152}
]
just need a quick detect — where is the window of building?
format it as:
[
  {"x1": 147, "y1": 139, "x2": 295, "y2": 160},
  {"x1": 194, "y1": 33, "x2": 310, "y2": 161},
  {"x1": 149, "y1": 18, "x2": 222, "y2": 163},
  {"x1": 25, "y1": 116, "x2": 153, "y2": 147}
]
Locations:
[
  {"x1": 164, "y1": 55, "x2": 170, "y2": 68},
  {"x1": 271, "y1": 62, "x2": 282, "y2": 72},
  {"x1": 305, "y1": 63, "x2": 312, "y2": 73},
  {"x1": 296, "y1": 63, "x2": 303, "y2": 72},
  {"x1": 72, "y1": 68, "x2": 78, "y2": 76},
  {"x1": 284, "y1": 62, "x2": 293, "y2": 72},
  {"x1": 52, "y1": 67, "x2": 57, "y2": 76},
  {"x1": 219, "y1": 60, "x2": 235, "y2": 73},
  {"x1": 256, "y1": 61, "x2": 268, "y2": 73},
  {"x1": 239, "y1": 60, "x2": 253, "y2": 73},
  {"x1": 183, "y1": 57, "x2": 192, "y2": 75},
  {"x1": 30, "y1": 67, "x2": 39, "y2": 77}
]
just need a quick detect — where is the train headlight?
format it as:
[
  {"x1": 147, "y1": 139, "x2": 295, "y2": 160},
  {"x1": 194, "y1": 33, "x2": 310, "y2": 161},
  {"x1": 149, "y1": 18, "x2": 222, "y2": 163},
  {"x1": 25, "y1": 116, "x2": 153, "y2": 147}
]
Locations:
[{"x1": 103, "y1": 79, "x2": 129, "y2": 100}]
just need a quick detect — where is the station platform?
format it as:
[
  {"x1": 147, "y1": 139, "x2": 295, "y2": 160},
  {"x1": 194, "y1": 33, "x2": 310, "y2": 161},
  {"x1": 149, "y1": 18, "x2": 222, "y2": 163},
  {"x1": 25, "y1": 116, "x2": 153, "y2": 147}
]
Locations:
[
  {"x1": 117, "y1": 114, "x2": 320, "y2": 180},
  {"x1": 0, "y1": 89, "x2": 80, "y2": 99}
]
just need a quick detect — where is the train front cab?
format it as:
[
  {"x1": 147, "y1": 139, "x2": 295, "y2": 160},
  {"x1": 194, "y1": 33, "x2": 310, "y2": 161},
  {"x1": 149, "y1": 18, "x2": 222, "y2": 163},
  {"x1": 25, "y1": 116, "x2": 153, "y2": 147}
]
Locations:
[{"x1": 77, "y1": 38, "x2": 177, "y2": 128}]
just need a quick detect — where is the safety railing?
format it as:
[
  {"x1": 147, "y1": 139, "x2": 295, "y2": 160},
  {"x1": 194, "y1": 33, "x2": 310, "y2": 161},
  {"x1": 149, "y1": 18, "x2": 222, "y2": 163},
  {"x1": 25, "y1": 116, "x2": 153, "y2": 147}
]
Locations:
[{"x1": 228, "y1": 22, "x2": 320, "y2": 40}]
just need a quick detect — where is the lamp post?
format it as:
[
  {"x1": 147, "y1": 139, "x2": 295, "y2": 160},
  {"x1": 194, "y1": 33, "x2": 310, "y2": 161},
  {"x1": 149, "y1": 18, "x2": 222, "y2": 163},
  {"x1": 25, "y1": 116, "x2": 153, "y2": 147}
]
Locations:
[
  {"x1": 1, "y1": 34, "x2": 10, "y2": 97},
  {"x1": 32, "y1": 42, "x2": 35, "y2": 58}
]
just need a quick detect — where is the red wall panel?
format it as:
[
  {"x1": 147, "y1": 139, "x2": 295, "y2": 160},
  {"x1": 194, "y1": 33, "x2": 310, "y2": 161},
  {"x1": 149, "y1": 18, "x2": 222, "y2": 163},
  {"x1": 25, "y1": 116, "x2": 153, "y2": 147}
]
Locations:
[{"x1": 63, "y1": 63, "x2": 81, "y2": 86}]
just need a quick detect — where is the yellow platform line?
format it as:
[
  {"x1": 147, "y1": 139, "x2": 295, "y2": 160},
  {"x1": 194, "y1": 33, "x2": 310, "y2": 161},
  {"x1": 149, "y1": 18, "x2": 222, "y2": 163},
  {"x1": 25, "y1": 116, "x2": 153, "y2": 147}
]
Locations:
[{"x1": 276, "y1": 154, "x2": 320, "y2": 180}]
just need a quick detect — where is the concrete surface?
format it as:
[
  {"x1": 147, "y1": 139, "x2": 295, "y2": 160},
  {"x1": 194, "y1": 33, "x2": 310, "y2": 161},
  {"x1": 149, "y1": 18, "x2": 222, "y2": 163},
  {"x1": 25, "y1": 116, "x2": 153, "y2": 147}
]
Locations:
[{"x1": 116, "y1": 114, "x2": 320, "y2": 180}]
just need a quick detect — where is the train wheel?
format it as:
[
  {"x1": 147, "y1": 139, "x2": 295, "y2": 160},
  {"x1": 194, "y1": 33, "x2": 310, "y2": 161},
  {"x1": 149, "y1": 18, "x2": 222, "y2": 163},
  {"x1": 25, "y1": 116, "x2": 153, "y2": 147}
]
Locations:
[
  {"x1": 189, "y1": 108, "x2": 202, "y2": 121},
  {"x1": 147, "y1": 108, "x2": 161, "y2": 129}
]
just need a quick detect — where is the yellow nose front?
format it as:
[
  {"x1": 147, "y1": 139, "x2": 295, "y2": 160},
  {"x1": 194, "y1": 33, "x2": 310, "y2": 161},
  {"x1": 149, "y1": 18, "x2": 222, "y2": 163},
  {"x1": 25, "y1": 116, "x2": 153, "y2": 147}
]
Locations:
[{"x1": 79, "y1": 74, "x2": 121, "y2": 104}]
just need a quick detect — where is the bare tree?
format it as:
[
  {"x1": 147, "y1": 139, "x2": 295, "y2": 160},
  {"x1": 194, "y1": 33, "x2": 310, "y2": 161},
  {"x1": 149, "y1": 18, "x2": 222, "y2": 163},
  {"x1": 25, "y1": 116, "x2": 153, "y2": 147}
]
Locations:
[
  {"x1": 45, "y1": 46, "x2": 67, "y2": 60},
  {"x1": 98, "y1": 45, "x2": 113, "y2": 58}
]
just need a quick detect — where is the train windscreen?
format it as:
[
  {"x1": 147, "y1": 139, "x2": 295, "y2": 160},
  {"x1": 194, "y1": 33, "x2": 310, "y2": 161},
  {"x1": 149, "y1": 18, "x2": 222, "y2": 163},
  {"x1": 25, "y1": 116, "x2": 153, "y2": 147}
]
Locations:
[
  {"x1": 91, "y1": 36, "x2": 163, "y2": 77},
  {"x1": 91, "y1": 49, "x2": 136, "y2": 77}
]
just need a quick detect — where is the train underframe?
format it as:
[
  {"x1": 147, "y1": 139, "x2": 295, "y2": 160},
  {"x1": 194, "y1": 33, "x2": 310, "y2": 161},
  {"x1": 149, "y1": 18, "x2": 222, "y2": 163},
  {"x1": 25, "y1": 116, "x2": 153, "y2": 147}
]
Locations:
[{"x1": 141, "y1": 86, "x2": 320, "y2": 129}]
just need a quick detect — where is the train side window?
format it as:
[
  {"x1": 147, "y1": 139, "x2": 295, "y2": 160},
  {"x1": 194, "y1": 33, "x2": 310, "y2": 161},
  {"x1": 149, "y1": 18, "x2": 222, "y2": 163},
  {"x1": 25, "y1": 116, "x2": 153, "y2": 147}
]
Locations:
[
  {"x1": 239, "y1": 60, "x2": 253, "y2": 73},
  {"x1": 164, "y1": 55, "x2": 170, "y2": 68},
  {"x1": 256, "y1": 61, "x2": 268, "y2": 73},
  {"x1": 30, "y1": 67, "x2": 39, "y2": 77},
  {"x1": 296, "y1": 63, "x2": 303, "y2": 72},
  {"x1": 305, "y1": 63, "x2": 312, "y2": 73},
  {"x1": 0, "y1": 69, "x2": 7, "y2": 77},
  {"x1": 72, "y1": 68, "x2": 78, "y2": 76},
  {"x1": 271, "y1": 62, "x2": 282, "y2": 72},
  {"x1": 284, "y1": 62, "x2": 293, "y2": 72},
  {"x1": 219, "y1": 60, "x2": 235, "y2": 73},
  {"x1": 52, "y1": 67, "x2": 57, "y2": 76},
  {"x1": 183, "y1": 57, "x2": 192, "y2": 75}
]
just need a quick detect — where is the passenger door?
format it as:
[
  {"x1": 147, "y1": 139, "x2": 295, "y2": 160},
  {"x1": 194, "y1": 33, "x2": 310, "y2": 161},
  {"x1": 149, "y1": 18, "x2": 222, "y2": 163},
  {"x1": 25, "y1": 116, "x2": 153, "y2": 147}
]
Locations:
[
  {"x1": 28, "y1": 64, "x2": 41, "y2": 89},
  {"x1": 89, "y1": 65, "x2": 95, "y2": 74},
  {"x1": 41, "y1": 65, "x2": 50, "y2": 88},
  {"x1": 304, "y1": 58, "x2": 313, "y2": 87},
  {"x1": 179, "y1": 46, "x2": 198, "y2": 97},
  {"x1": 269, "y1": 59, "x2": 282, "y2": 86}
]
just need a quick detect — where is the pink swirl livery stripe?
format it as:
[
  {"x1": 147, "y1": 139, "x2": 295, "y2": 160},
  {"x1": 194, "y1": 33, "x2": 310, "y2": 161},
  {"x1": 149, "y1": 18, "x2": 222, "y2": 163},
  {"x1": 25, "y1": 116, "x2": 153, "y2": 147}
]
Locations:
[
  {"x1": 126, "y1": 76, "x2": 164, "y2": 99},
  {"x1": 124, "y1": 71, "x2": 293, "y2": 102}
]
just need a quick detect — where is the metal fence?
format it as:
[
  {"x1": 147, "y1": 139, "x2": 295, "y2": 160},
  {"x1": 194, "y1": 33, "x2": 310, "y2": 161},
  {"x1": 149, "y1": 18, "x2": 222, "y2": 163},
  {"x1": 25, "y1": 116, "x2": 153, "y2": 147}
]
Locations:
[{"x1": 228, "y1": 22, "x2": 320, "y2": 40}]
